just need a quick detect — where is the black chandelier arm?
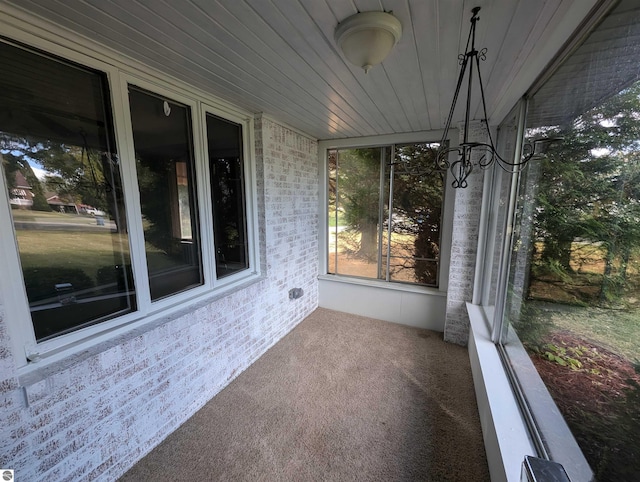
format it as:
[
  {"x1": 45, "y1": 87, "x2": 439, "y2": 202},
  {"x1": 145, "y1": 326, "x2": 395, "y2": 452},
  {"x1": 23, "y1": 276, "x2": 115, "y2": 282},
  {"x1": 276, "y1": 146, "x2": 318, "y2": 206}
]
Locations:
[
  {"x1": 463, "y1": 141, "x2": 532, "y2": 172},
  {"x1": 520, "y1": 137, "x2": 565, "y2": 163},
  {"x1": 435, "y1": 145, "x2": 462, "y2": 170}
]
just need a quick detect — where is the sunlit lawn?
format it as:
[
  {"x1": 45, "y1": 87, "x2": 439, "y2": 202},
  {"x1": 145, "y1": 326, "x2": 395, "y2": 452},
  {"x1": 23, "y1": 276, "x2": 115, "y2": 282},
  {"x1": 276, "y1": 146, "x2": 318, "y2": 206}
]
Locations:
[
  {"x1": 16, "y1": 230, "x2": 127, "y2": 275},
  {"x1": 15, "y1": 229, "x2": 175, "y2": 281},
  {"x1": 545, "y1": 306, "x2": 640, "y2": 361},
  {"x1": 11, "y1": 209, "x2": 101, "y2": 225}
]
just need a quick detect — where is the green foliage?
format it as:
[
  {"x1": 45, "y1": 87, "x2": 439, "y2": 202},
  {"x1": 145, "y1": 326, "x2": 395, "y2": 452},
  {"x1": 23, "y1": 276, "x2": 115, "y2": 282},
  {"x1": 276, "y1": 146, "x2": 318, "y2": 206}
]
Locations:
[
  {"x1": 329, "y1": 144, "x2": 443, "y2": 283},
  {"x1": 1, "y1": 133, "x2": 113, "y2": 216},
  {"x1": 511, "y1": 301, "x2": 555, "y2": 350},
  {"x1": 528, "y1": 82, "x2": 640, "y2": 306},
  {"x1": 536, "y1": 343, "x2": 587, "y2": 370},
  {"x1": 393, "y1": 143, "x2": 443, "y2": 285},
  {"x1": 331, "y1": 148, "x2": 383, "y2": 259}
]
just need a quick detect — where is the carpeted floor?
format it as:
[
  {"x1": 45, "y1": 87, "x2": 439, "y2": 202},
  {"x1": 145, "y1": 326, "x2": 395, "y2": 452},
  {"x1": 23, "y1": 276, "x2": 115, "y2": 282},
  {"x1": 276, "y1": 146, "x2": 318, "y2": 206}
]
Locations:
[{"x1": 120, "y1": 308, "x2": 490, "y2": 481}]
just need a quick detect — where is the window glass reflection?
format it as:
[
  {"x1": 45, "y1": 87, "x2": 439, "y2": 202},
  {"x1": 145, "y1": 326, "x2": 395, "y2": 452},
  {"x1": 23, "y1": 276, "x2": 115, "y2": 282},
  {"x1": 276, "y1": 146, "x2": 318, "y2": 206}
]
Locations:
[
  {"x1": 500, "y1": 2, "x2": 640, "y2": 475},
  {"x1": 128, "y1": 87, "x2": 203, "y2": 300},
  {"x1": 206, "y1": 114, "x2": 248, "y2": 278},
  {"x1": 328, "y1": 144, "x2": 443, "y2": 286},
  {"x1": 0, "y1": 41, "x2": 135, "y2": 340}
]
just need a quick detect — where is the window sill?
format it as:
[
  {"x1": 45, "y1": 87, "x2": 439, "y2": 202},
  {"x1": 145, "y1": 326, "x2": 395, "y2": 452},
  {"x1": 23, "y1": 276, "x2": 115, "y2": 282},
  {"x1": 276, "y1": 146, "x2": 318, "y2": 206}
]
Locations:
[
  {"x1": 467, "y1": 303, "x2": 536, "y2": 482},
  {"x1": 17, "y1": 273, "x2": 266, "y2": 396},
  {"x1": 467, "y1": 303, "x2": 594, "y2": 482},
  {"x1": 318, "y1": 274, "x2": 446, "y2": 296}
]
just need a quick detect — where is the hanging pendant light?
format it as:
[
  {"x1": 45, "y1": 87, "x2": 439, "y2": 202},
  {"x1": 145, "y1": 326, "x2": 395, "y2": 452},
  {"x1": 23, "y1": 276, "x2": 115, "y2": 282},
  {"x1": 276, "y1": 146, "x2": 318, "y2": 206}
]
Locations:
[{"x1": 436, "y1": 7, "x2": 541, "y2": 188}]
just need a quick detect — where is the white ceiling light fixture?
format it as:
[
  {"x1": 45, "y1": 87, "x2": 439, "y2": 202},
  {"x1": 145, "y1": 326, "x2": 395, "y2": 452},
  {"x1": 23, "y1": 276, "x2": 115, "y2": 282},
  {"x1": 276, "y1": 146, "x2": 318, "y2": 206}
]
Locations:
[{"x1": 335, "y1": 11, "x2": 402, "y2": 74}]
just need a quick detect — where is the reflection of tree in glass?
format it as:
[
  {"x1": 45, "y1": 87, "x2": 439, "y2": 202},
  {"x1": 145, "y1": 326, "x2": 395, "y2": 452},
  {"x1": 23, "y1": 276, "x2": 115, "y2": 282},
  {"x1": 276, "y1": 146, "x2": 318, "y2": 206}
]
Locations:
[
  {"x1": 392, "y1": 143, "x2": 443, "y2": 285},
  {"x1": 529, "y1": 82, "x2": 640, "y2": 305},
  {"x1": 334, "y1": 148, "x2": 383, "y2": 261},
  {"x1": 1, "y1": 134, "x2": 116, "y2": 220}
]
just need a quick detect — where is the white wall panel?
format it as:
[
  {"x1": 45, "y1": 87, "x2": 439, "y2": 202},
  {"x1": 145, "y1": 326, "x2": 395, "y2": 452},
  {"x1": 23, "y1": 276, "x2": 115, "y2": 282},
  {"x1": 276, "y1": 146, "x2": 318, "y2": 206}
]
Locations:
[{"x1": 318, "y1": 278, "x2": 446, "y2": 331}]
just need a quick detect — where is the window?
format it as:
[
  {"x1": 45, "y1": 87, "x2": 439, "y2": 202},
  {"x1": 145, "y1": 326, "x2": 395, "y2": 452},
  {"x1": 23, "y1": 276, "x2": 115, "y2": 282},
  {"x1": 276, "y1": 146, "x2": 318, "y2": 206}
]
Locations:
[
  {"x1": 206, "y1": 114, "x2": 249, "y2": 278},
  {"x1": 479, "y1": 103, "x2": 523, "y2": 325},
  {"x1": 0, "y1": 38, "x2": 257, "y2": 356},
  {"x1": 490, "y1": 2, "x2": 640, "y2": 480},
  {"x1": 328, "y1": 142, "x2": 444, "y2": 286},
  {"x1": 0, "y1": 41, "x2": 135, "y2": 341},
  {"x1": 129, "y1": 86, "x2": 203, "y2": 300}
]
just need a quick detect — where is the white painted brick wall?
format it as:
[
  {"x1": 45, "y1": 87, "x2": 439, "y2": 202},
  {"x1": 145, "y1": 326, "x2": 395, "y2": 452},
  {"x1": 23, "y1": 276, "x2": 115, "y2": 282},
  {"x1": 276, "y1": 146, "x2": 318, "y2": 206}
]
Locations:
[
  {"x1": 0, "y1": 115, "x2": 319, "y2": 481},
  {"x1": 444, "y1": 120, "x2": 487, "y2": 345}
]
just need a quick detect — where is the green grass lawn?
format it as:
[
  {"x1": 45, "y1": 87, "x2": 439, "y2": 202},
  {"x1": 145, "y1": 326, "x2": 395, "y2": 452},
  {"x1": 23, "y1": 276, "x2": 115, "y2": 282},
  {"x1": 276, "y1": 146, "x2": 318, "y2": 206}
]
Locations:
[
  {"x1": 12, "y1": 209, "x2": 98, "y2": 224},
  {"x1": 547, "y1": 306, "x2": 640, "y2": 362},
  {"x1": 15, "y1": 229, "x2": 179, "y2": 282},
  {"x1": 16, "y1": 230, "x2": 129, "y2": 277}
]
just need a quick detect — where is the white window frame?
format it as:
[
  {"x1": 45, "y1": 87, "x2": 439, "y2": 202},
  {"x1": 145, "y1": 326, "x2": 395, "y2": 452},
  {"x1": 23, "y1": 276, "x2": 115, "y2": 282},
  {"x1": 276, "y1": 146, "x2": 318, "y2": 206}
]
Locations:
[
  {"x1": 0, "y1": 14, "x2": 261, "y2": 373},
  {"x1": 200, "y1": 103, "x2": 259, "y2": 290},
  {"x1": 318, "y1": 131, "x2": 456, "y2": 294}
]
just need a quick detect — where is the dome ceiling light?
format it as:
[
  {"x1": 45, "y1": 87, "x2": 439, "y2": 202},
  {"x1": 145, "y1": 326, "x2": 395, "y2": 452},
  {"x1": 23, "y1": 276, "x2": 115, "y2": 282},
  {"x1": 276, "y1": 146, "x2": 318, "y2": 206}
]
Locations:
[{"x1": 335, "y1": 11, "x2": 402, "y2": 74}]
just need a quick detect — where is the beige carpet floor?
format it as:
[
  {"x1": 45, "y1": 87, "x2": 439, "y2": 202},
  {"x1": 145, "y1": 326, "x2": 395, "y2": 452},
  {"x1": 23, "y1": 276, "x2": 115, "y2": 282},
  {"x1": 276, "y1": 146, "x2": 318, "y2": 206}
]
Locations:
[{"x1": 120, "y1": 308, "x2": 490, "y2": 481}]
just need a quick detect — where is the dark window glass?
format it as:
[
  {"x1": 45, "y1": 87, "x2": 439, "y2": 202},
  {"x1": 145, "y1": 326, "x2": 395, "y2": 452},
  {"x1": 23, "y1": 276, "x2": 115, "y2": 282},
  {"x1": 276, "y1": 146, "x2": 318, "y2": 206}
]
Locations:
[
  {"x1": 206, "y1": 114, "x2": 248, "y2": 278},
  {"x1": 129, "y1": 87, "x2": 203, "y2": 300},
  {"x1": 0, "y1": 41, "x2": 135, "y2": 341}
]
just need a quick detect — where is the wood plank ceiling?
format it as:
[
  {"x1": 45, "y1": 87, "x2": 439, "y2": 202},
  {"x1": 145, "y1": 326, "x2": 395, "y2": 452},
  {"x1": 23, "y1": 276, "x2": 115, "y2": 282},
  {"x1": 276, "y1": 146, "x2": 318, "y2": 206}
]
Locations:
[{"x1": 2, "y1": 0, "x2": 599, "y2": 140}]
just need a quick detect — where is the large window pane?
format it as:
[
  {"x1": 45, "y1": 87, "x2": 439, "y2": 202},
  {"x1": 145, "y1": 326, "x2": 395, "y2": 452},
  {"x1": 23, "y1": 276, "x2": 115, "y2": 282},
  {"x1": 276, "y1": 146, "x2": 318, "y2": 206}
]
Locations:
[
  {"x1": 328, "y1": 143, "x2": 443, "y2": 286},
  {"x1": 0, "y1": 41, "x2": 135, "y2": 341},
  {"x1": 501, "y1": 2, "x2": 640, "y2": 478},
  {"x1": 328, "y1": 147, "x2": 386, "y2": 279},
  {"x1": 480, "y1": 105, "x2": 522, "y2": 323},
  {"x1": 387, "y1": 143, "x2": 442, "y2": 286},
  {"x1": 206, "y1": 114, "x2": 248, "y2": 278},
  {"x1": 129, "y1": 87, "x2": 203, "y2": 300}
]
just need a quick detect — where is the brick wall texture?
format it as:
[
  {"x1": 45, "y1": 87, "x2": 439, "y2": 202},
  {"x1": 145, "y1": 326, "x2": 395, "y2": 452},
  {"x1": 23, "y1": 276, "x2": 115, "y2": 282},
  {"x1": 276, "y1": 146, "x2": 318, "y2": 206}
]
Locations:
[
  {"x1": 443, "y1": 121, "x2": 487, "y2": 345},
  {"x1": 0, "y1": 115, "x2": 319, "y2": 481}
]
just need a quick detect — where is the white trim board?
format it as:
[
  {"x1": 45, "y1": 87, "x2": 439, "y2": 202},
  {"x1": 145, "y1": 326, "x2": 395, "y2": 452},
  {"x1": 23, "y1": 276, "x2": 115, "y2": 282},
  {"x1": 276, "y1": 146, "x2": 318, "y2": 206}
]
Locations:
[
  {"x1": 318, "y1": 277, "x2": 446, "y2": 331},
  {"x1": 467, "y1": 303, "x2": 536, "y2": 482}
]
